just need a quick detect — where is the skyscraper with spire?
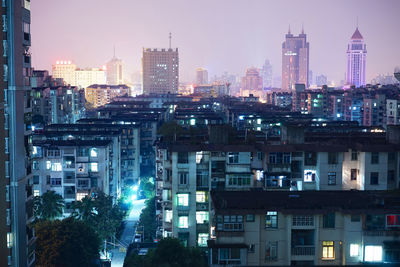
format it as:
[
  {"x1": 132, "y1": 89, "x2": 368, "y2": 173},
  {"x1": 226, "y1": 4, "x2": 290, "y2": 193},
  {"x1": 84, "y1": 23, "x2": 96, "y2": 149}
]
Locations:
[
  {"x1": 346, "y1": 27, "x2": 367, "y2": 87},
  {"x1": 281, "y1": 26, "x2": 309, "y2": 90},
  {"x1": 106, "y1": 48, "x2": 124, "y2": 85}
]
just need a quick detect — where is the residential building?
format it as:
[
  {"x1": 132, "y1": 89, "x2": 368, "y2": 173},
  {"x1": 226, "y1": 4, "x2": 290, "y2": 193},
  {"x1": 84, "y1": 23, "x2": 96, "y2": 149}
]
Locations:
[
  {"x1": 282, "y1": 29, "x2": 309, "y2": 90},
  {"x1": 387, "y1": 99, "x2": 400, "y2": 125},
  {"x1": 193, "y1": 83, "x2": 230, "y2": 98},
  {"x1": 85, "y1": 84, "x2": 130, "y2": 108},
  {"x1": 346, "y1": 27, "x2": 367, "y2": 88},
  {"x1": 106, "y1": 56, "x2": 124, "y2": 85},
  {"x1": 52, "y1": 61, "x2": 76, "y2": 86},
  {"x1": 142, "y1": 48, "x2": 179, "y2": 94},
  {"x1": 209, "y1": 190, "x2": 400, "y2": 266},
  {"x1": 1, "y1": 1, "x2": 35, "y2": 266},
  {"x1": 196, "y1": 68, "x2": 208, "y2": 85}
]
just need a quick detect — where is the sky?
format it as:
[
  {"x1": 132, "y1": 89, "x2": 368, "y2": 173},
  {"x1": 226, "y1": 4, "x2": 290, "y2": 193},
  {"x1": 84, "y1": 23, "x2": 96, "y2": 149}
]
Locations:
[{"x1": 31, "y1": 0, "x2": 400, "y2": 85}]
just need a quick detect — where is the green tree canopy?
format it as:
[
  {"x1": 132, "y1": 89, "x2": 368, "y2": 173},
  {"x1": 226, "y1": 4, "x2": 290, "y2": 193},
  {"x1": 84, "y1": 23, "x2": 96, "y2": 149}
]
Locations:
[
  {"x1": 33, "y1": 191, "x2": 64, "y2": 221},
  {"x1": 138, "y1": 197, "x2": 156, "y2": 242},
  {"x1": 35, "y1": 217, "x2": 100, "y2": 267},
  {"x1": 124, "y1": 238, "x2": 207, "y2": 267}
]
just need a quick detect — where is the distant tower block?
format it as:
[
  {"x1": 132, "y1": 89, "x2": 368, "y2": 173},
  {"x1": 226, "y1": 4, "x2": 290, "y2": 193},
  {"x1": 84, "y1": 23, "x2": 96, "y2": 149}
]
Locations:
[
  {"x1": 395, "y1": 67, "x2": 400, "y2": 82},
  {"x1": 346, "y1": 27, "x2": 367, "y2": 87}
]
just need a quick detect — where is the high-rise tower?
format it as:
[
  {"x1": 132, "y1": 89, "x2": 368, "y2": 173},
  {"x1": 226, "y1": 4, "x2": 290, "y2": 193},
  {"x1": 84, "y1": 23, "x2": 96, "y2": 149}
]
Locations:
[
  {"x1": 196, "y1": 68, "x2": 208, "y2": 85},
  {"x1": 281, "y1": 27, "x2": 309, "y2": 90},
  {"x1": 346, "y1": 27, "x2": 367, "y2": 87},
  {"x1": 106, "y1": 49, "x2": 124, "y2": 85},
  {"x1": 262, "y1": 60, "x2": 273, "y2": 88}
]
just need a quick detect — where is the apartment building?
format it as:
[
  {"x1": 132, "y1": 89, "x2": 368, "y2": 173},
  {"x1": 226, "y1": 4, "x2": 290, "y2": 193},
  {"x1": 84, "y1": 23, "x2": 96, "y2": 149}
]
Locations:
[
  {"x1": 31, "y1": 140, "x2": 115, "y2": 215},
  {"x1": 209, "y1": 190, "x2": 400, "y2": 266},
  {"x1": 85, "y1": 84, "x2": 130, "y2": 108}
]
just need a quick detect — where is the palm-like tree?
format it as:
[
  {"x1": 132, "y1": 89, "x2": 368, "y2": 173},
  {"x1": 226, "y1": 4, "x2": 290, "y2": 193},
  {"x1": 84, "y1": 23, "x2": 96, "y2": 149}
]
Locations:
[
  {"x1": 71, "y1": 196, "x2": 96, "y2": 221},
  {"x1": 34, "y1": 191, "x2": 65, "y2": 220}
]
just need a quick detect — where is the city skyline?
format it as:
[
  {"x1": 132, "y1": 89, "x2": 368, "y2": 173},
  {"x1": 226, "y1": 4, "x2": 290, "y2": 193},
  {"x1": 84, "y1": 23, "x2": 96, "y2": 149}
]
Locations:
[{"x1": 31, "y1": 0, "x2": 400, "y2": 85}]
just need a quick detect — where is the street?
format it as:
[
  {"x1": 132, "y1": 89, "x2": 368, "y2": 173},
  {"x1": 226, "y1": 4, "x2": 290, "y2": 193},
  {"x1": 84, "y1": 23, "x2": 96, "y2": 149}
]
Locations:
[{"x1": 111, "y1": 199, "x2": 146, "y2": 267}]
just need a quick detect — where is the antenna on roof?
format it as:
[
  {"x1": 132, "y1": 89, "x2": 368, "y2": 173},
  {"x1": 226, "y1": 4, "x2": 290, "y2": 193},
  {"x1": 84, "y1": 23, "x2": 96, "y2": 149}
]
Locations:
[
  {"x1": 288, "y1": 24, "x2": 291, "y2": 34},
  {"x1": 169, "y1": 32, "x2": 172, "y2": 49},
  {"x1": 301, "y1": 23, "x2": 304, "y2": 34},
  {"x1": 356, "y1": 16, "x2": 359, "y2": 28},
  {"x1": 113, "y1": 45, "x2": 116, "y2": 58}
]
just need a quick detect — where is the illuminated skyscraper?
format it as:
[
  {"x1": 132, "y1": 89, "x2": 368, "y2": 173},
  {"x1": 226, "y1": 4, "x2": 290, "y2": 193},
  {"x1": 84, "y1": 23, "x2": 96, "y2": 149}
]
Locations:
[
  {"x1": 196, "y1": 68, "x2": 208, "y2": 85},
  {"x1": 281, "y1": 28, "x2": 309, "y2": 90},
  {"x1": 52, "y1": 61, "x2": 106, "y2": 88},
  {"x1": 52, "y1": 61, "x2": 76, "y2": 85},
  {"x1": 346, "y1": 27, "x2": 367, "y2": 87},
  {"x1": 106, "y1": 55, "x2": 124, "y2": 85},
  {"x1": 142, "y1": 48, "x2": 179, "y2": 94}
]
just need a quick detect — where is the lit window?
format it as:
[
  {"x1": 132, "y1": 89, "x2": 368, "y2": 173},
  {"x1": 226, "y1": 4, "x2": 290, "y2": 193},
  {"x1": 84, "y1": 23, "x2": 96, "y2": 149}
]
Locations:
[
  {"x1": 266, "y1": 211, "x2": 278, "y2": 228},
  {"x1": 165, "y1": 210, "x2": 172, "y2": 223},
  {"x1": 386, "y1": 214, "x2": 400, "y2": 227},
  {"x1": 90, "y1": 162, "x2": 98, "y2": 172},
  {"x1": 7, "y1": 233, "x2": 12, "y2": 248},
  {"x1": 90, "y1": 148, "x2": 98, "y2": 157},
  {"x1": 177, "y1": 193, "x2": 189, "y2": 206},
  {"x1": 196, "y1": 191, "x2": 207, "y2": 203},
  {"x1": 46, "y1": 161, "x2": 51, "y2": 170},
  {"x1": 304, "y1": 170, "x2": 316, "y2": 182},
  {"x1": 178, "y1": 216, "x2": 188, "y2": 228},
  {"x1": 364, "y1": 245, "x2": 382, "y2": 262},
  {"x1": 196, "y1": 211, "x2": 209, "y2": 224},
  {"x1": 350, "y1": 244, "x2": 359, "y2": 257},
  {"x1": 51, "y1": 162, "x2": 62, "y2": 171},
  {"x1": 322, "y1": 241, "x2": 334, "y2": 259},
  {"x1": 76, "y1": 192, "x2": 88, "y2": 201},
  {"x1": 33, "y1": 190, "x2": 40, "y2": 197},
  {"x1": 265, "y1": 241, "x2": 278, "y2": 260},
  {"x1": 197, "y1": 233, "x2": 209, "y2": 247}
]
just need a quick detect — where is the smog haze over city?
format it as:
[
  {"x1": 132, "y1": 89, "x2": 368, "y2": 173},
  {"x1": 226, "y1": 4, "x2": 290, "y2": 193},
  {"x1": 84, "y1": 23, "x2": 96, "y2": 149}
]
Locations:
[{"x1": 32, "y1": 0, "x2": 400, "y2": 84}]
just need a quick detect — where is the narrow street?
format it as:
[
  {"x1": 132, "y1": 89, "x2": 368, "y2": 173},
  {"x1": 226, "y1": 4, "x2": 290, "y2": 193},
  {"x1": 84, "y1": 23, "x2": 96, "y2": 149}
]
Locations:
[{"x1": 111, "y1": 199, "x2": 146, "y2": 267}]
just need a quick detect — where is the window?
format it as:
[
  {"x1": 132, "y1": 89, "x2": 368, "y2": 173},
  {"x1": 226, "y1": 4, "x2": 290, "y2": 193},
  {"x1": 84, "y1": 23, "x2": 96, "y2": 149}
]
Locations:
[
  {"x1": 370, "y1": 172, "x2": 379, "y2": 185},
  {"x1": 228, "y1": 175, "x2": 251, "y2": 186},
  {"x1": 371, "y1": 152, "x2": 379, "y2": 164},
  {"x1": 177, "y1": 152, "x2": 188, "y2": 164},
  {"x1": 216, "y1": 215, "x2": 243, "y2": 231},
  {"x1": 248, "y1": 244, "x2": 255, "y2": 253},
  {"x1": 219, "y1": 248, "x2": 240, "y2": 263},
  {"x1": 328, "y1": 152, "x2": 338, "y2": 164},
  {"x1": 304, "y1": 170, "x2": 316, "y2": 182},
  {"x1": 351, "y1": 169, "x2": 357, "y2": 181},
  {"x1": 47, "y1": 149, "x2": 61, "y2": 157},
  {"x1": 51, "y1": 162, "x2": 62, "y2": 171},
  {"x1": 328, "y1": 172, "x2": 336, "y2": 185},
  {"x1": 265, "y1": 211, "x2": 277, "y2": 228},
  {"x1": 322, "y1": 241, "x2": 334, "y2": 259},
  {"x1": 50, "y1": 178, "x2": 61, "y2": 186},
  {"x1": 323, "y1": 213, "x2": 335, "y2": 228},
  {"x1": 165, "y1": 169, "x2": 172, "y2": 182},
  {"x1": 178, "y1": 216, "x2": 188, "y2": 228},
  {"x1": 5, "y1": 185, "x2": 9, "y2": 202},
  {"x1": 388, "y1": 170, "x2": 395, "y2": 181},
  {"x1": 76, "y1": 192, "x2": 88, "y2": 201},
  {"x1": 293, "y1": 215, "x2": 314, "y2": 226},
  {"x1": 7, "y1": 233, "x2": 12, "y2": 248},
  {"x1": 196, "y1": 211, "x2": 209, "y2": 224},
  {"x1": 46, "y1": 161, "x2": 51, "y2": 170},
  {"x1": 177, "y1": 193, "x2": 189, "y2": 206},
  {"x1": 33, "y1": 190, "x2": 40, "y2": 197},
  {"x1": 269, "y1": 152, "x2": 291, "y2": 164},
  {"x1": 351, "y1": 214, "x2": 360, "y2": 222},
  {"x1": 197, "y1": 233, "x2": 208, "y2": 247},
  {"x1": 350, "y1": 244, "x2": 359, "y2": 257},
  {"x1": 246, "y1": 214, "x2": 255, "y2": 222},
  {"x1": 165, "y1": 210, "x2": 172, "y2": 223},
  {"x1": 351, "y1": 150, "x2": 358, "y2": 161},
  {"x1": 228, "y1": 152, "x2": 239, "y2": 164},
  {"x1": 265, "y1": 241, "x2": 278, "y2": 260},
  {"x1": 196, "y1": 170, "x2": 208, "y2": 187},
  {"x1": 6, "y1": 209, "x2": 10, "y2": 225},
  {"x1": 90, "y1": 162, "x2": 98, "y2": 172},
  {"x1": 196, "y1": 191, "x2": 207, "y2": 203},
  {"x1": 257, "y1": 152, "x2": 264, "y2": 160},
  {"x1": 179, "y1": 172, "x2": 188, "y2": 185},
  {"x1": 90, "y1": 148, "x2": 98, "y2": 157},
  {"x1": 386, "y1": 214, "x2": 400, "y2": 227},
  {"x1": 364, "y1": 245, "x2": 382, "y2": 262}
]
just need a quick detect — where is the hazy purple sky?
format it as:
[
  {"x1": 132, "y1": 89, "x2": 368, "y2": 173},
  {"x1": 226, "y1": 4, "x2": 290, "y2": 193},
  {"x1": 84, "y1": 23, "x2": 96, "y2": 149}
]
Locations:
[{"x1": 31, "y1": 0, "x2": 400, "y2": 84}]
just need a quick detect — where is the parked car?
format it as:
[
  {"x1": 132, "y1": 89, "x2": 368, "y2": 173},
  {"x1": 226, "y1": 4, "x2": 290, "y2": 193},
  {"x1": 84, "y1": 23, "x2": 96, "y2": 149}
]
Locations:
[
  {"x1": 134, "y1": 234, "x2": 142, "y2": 243},
  {"x1": 138, "y1": 248, "x2": 148, "y2": 256}
]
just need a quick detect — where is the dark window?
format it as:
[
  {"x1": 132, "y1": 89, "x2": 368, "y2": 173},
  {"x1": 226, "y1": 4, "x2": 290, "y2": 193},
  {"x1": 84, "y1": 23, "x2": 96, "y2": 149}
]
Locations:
[
  {"x1": 351, "y1": 214, "x2": 360, "y2": 222},
  {"x1": 323, "y1": 212, "x2": 335, "y2": 228},
  {"x1": 370, "y1": 172, "x2": 379, "y2": 185},
  {"x1": 328, "y1": 152, "x2": 338, "y2": 164},
  {"x1": 388, "y1": 170, "x2": 395, "y2": 181},
  {"x1": 246, "y1": 214, "x2": 255, "y2": 222},
  {"x1": 304, "y1": 152, "x2": 316, "y2": 165},
  {"x1": 351, "y1": 150, "x2": 358, "y2": 161},
  {"x1": 351, "y1": 169, "x2": 357, "y2": 180},
  {"x1": 178, "y1": 152, "x2": 188, "y2": 164},
  {"x1": 371, "y1": 152, "x2": 379, "y2": 164},
  {"x1": 328, "y1": 172, "x2": 336, "y2": 185}
]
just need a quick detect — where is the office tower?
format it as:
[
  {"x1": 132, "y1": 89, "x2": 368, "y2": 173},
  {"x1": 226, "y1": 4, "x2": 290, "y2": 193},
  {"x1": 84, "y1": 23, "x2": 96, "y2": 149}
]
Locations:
[
  {"x1": 316, "y1": 74, "x2": 328, "y2": 86},
  {"x1": 196, "y1": 68, "x2": 208, "y2": 85},
  {"x1": 281, "y1": 28, "x2": 309, "y2": 90},
  {"x1": 1, "y1": 1, "x2": 34, "y2": 266},
  {"x1": 346, "y1": 27, "x2": 367, "y2": 87},
  {"x1": 261, "y1": 60, "x2": 273, "y2": 88},
  {"x1": 106, "y1": 54, "x2": 124, "y2": 85},
  {"x1": 52, "y1": 61, "x2": 76, "y2": 86},
  {"x1": 142, "y1": 48, "x2": 179, "y2": 94},
  {"x1": 241, "y1": 67, "x2": 263, "y2": 98}
]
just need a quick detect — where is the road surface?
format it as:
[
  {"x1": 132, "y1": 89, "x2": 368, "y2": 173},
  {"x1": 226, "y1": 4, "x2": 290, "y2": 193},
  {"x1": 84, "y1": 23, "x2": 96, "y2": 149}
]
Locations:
[{"x1": 111, "y1": 199, "x2": 146, "y2": 267}]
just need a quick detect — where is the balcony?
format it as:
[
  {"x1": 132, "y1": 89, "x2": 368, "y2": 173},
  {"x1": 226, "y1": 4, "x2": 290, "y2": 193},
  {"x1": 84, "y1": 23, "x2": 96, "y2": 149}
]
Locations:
[
  {"x1": 291, "y1": 246, "x2": 315, "y2": 256},
  {"x1": 64, "y1": 192, "x2": 76, "y2": 199}
]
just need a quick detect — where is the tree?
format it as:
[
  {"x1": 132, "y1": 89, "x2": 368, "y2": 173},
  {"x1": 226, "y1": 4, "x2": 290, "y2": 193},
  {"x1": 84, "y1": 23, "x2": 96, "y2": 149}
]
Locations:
[
  {"x1": 35, "y1": 217, "x2": 100, "y2": 267},
  {"x1": 138, "y1": 197, "x2": 156, "y2": 242},
  {"x1": 123, "y1": 238, "x2": 207, "y2": 267},
  {"x1": 71, "y1": 192, "x2": 126, "y2": 244},
  {"x1": 158, "y1": 121, "x2": 185, "y2": 142},
  {"x1": 33, "y1": 191, "x2": 64, "y2": 221}
]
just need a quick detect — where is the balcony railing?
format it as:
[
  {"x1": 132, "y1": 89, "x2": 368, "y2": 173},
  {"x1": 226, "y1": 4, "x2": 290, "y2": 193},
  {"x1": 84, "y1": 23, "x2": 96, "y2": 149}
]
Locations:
[{"x1": 291, "y1": 246, "x2": 315, "y2": 256}]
